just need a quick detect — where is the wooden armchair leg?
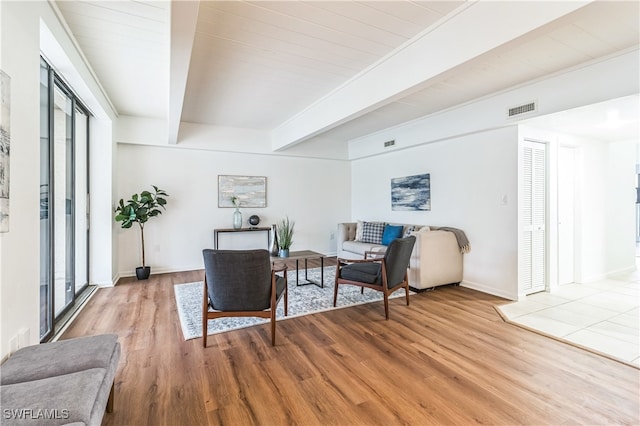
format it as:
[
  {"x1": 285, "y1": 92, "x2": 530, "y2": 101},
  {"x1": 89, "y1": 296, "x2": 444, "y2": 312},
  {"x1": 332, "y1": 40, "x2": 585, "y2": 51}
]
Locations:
[
  {"x1": 383, "y1": 294, "x2": 390, "y2": 320},
  {"x1": 271, "y1": 313, "x2": 276, "y2": 346},
  {"x1": 203, "y1": 321, "x2": 207, "y2": 348},
  {"x1": 203, "y1": 278, "x2": 209, "y2": 348},
  {"x1": 284, "y1": 278, "x2": 289, "y2": 317},
  {"x1": 333, "y1": 282, "x2": 339, "y2": 307},
  {"x1": 405, "y1": 285, "x2": 410, "y2": 306}
]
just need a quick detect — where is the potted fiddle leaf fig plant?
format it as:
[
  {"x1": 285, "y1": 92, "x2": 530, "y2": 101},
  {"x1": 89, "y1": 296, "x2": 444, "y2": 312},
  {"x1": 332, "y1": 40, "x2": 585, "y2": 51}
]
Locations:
[
  {"x1": 276, "y1": 216, "x2": 295, "y2": 257},
  {"x1": 114, "y1": 185, "x2": 169, "y2": 280}
]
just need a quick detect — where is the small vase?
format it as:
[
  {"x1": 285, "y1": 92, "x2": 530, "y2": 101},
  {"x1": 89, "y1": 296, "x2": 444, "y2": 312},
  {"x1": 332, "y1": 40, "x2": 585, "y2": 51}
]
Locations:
[
  {"x1": 279, "y1": 248, "x2": 289, "y2": 258},
  {"x1": 233, "y1": 208, "x2": 242, "y2": 230},
  {"x1": 269, "y1": 224, "x2": 279, "y2": 256}
]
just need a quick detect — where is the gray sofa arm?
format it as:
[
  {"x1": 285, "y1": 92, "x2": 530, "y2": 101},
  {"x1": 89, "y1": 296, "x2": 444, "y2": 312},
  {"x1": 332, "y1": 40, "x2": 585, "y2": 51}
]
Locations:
[
  {"x1": 337, "y1": 222, "x2": 357, "y2": 258},
  {"x1": 409, "y1": 229, "x2": 463, "y2": 289},
  {"x1": 0, "y1": 334, "x2": 121, "y2": 426},
  {"x1": 337, "y1": 222, "x2": 357, "y2": 243}
]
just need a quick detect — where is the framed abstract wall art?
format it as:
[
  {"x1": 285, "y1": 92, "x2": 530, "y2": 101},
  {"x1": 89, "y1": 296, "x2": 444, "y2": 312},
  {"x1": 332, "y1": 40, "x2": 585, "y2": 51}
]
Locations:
[
  {"x1": 218, "y1": 175, "x2": 267, "y2": 208},
  {"x1": 391, "y1": 173, "x2": 430, "y2": 211}
]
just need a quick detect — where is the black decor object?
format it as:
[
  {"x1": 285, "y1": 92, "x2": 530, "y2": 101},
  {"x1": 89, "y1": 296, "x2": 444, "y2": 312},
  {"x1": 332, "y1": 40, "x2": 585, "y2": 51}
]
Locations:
[
  {"x1": 136, "y1": 266, "x2": 151, "y2": 280},
  {"x1": 249, "y1": 215, "x2": 260, "y2": 227}
]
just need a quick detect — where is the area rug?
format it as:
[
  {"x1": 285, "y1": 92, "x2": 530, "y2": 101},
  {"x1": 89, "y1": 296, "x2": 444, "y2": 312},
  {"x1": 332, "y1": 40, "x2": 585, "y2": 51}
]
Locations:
[{"x1": 174, "y1": 266, "x2": 412, "y2": 340}]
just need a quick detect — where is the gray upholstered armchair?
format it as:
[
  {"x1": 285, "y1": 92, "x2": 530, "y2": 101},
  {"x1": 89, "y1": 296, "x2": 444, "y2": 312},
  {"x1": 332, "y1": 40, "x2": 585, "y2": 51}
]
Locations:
[
  {"x1": 202, "y1": 249, "x2": 288, "y2": 346},
  {"x1": 334, "y1": 236, "x2": 416, "y2": 319}
]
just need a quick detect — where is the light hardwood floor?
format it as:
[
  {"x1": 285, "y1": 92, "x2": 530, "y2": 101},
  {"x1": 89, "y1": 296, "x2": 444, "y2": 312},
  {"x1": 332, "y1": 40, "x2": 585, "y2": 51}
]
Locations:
[{"x1": 62, "y1": 265, "x2": 640, "y2": 425}]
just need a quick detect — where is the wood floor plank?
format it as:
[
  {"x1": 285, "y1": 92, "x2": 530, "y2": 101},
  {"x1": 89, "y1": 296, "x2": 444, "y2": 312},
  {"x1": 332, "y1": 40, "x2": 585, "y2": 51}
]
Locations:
[{"x1": 60, "y1": 267, "x2": 640, "y2": 425}]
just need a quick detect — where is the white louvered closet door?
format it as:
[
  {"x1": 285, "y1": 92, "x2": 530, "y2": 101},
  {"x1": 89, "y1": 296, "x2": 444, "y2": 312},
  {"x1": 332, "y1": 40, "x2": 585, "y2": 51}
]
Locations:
[{"x1": 519, "y1": 141, "x2": 546, "y2": 295}]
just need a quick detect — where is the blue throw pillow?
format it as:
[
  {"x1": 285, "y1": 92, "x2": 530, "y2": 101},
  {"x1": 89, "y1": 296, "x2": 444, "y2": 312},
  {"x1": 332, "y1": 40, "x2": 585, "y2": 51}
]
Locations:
[{"x1": 382, "y1": 224, "x2": 404, "y2": 245}]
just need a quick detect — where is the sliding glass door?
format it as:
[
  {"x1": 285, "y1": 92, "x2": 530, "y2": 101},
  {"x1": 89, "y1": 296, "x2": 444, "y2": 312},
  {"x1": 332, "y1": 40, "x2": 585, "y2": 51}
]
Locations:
[
  {"x1": 39, "y1": 58, "x2": 90, "y2": 341},
  {"x1": 52, "y1": 84, "x2": 73, "y2": 318},
  {"x1": 74, "y1": 108, "x2": 88, "y2": 296}
]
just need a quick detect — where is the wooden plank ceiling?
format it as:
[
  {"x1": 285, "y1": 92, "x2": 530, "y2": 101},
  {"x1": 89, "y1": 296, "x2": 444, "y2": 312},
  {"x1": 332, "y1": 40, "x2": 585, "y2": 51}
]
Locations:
[{"x1": 54, "y1": 1, "x2": 639, "y2": 151}]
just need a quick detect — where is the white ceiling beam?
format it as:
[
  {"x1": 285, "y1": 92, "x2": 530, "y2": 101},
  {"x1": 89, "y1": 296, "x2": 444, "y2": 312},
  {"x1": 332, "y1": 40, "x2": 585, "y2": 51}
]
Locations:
[
  {"x1": 270, "y1": 0, "x2": 594, "y2": 151},
  {"x1": 168, "y1": 1, "x2": 200, "y2": 145}
]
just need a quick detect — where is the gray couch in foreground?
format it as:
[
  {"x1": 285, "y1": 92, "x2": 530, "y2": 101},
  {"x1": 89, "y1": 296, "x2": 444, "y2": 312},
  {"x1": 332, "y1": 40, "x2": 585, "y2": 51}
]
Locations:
[
  {"x1": 0, "y1": 334, "x2": 121, "y2": 426},
  {"x1": 337, "y1": 222, "x2": 464, "y2": 290}
]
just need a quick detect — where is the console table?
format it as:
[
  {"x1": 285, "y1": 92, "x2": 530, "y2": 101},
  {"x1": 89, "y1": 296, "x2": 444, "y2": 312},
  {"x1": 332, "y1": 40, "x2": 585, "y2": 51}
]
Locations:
[{"x1": 213, "y1": 227, "x2": 271, "y2": 249}]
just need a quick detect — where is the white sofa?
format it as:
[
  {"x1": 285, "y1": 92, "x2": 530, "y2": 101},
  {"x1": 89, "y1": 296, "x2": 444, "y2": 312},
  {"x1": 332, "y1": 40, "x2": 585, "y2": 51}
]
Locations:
[{"x1": 336, "y1": 222, "x2": 463, "y2": 290}]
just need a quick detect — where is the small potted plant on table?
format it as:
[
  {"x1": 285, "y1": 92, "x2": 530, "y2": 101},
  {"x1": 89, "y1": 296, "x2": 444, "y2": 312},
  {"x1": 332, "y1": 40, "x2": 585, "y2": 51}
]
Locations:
[
  {"x1": 277, "y1": 216, "x2": 295, "y2": 257},
  {"x1": 114, "y1": 185, "x2": 169, "y2": 280}
]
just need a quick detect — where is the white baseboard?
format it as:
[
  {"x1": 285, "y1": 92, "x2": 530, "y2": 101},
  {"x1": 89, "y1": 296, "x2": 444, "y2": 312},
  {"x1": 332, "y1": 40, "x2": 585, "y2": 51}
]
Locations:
[
  {"x1": 607, "y1": 265, "x2": 638, "y2": 278},
  {"x1": 117, "y1": 265, "x2": 203, "y2": 281},
  {"x1": 460, "y1": 280, "x2": 518, "y2": 301},
  {"x1": 93, "y1": 279, "x2": 116, "y2": 288},
  {"x1": 575, "y1": 273, "x2": 609, "y2": 284},
  {"x1": 575, "y1": 264, "x2": 637, "y2": 284}
]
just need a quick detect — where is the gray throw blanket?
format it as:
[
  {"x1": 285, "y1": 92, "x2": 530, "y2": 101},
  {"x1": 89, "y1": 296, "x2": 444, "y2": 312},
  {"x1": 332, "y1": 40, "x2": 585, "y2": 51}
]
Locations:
[{"x1": 432, "y1": 227, "x2": 471, "y2": 253}]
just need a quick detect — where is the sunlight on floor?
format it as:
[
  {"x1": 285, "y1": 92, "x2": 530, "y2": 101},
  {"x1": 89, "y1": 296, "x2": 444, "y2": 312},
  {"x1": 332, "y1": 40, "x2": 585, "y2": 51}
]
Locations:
[{"x1": 498, "y1": 270, "x2": 640, "y2": 368}]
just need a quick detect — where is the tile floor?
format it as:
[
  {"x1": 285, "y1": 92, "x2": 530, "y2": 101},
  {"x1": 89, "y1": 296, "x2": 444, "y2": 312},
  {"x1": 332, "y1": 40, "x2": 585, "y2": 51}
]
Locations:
[{"x1": 498, "y1": 269, "x2": 640, "y2": 368}]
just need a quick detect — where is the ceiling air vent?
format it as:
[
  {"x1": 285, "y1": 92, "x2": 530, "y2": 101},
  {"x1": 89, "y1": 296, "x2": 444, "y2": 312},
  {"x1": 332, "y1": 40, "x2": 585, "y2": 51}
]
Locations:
[
  {"x1": 507, "y1": 101, "x2": 537, "y2": 118},
  {"x1": 384, "y1": 140, "x2": 396, "y2": 148}
]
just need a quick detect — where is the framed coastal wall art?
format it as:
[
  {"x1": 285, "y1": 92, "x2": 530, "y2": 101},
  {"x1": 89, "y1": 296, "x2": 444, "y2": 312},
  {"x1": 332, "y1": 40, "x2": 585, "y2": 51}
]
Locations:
[
  {"x1": 391, "y1": 173, "x2": 431, "y2": 211},
  {"x1": 0, "y1": 70, "x2": 10, "y2": 232},
  {"x1": 218, "y1": 175, "x2": 267, "y2": 208}
]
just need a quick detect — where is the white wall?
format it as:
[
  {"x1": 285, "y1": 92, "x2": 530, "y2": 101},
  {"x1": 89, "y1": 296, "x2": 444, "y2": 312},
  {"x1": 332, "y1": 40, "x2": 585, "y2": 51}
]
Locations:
[
  {"x1": 554, "y1": 134, "x2": 637, "y2": 283},
  {"x1": 0, "y1": 0, "x2": 41, "y2": 360},
  {"x1": 0, "y1": 1, "x2": 116, "y2": 359},
  {"x1": 352, "y1": 127, "x2": 519, "y2": 299},
  {"x1": 115, "y1": 143, "x2": 350, "y2": 277},
  {"x1": 90, "y1": 118, "x2": 115, "y2": 285},
  {"x1": 574, "y1": 138, "x2": 608, "y2": 282},
  {"x1": 605, "y1": 139, "x2": 637, "y2": 276}
]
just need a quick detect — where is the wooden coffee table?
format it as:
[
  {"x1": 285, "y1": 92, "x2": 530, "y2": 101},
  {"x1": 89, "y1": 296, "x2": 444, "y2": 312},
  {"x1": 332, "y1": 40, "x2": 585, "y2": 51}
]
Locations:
[{"x1": 271, "y1": 250, "x2": 325, "y2": 288}]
